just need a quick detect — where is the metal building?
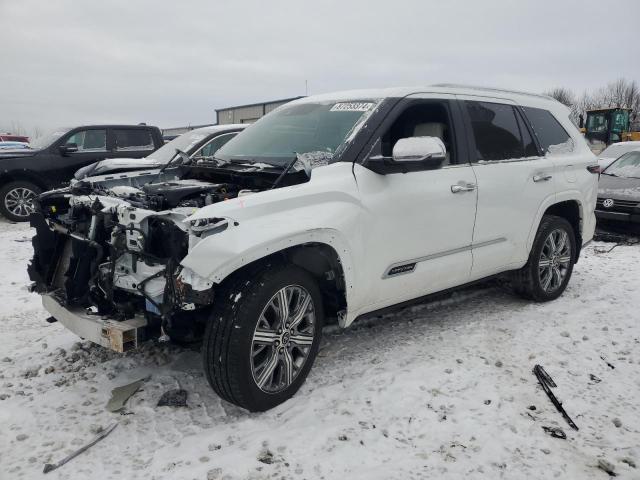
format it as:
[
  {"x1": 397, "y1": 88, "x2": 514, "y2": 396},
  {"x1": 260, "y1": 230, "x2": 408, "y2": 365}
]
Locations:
[{"x1": 216, "y1": 97, "x2": 304, "y2": 125}]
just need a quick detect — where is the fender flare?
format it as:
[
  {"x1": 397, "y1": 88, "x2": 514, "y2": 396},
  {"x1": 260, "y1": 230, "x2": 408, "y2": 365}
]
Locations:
[
  {"x1": 181, "y1": 226, "x2": 357, "y2": 315},
  {"x1": 526, "y1": 190, "x2": 585, "y2": 251}
]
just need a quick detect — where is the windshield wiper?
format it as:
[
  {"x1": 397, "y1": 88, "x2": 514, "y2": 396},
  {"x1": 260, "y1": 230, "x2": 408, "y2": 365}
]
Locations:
[
  {"x1": 270, "y1": 154, "x2": 301, "y2": 190},
  {"x1": 601, "y1": 172, "x2": 618, "y2": 177},
  {"x1": 158, "y1": 148, "x2": 190, "y2": 174}
]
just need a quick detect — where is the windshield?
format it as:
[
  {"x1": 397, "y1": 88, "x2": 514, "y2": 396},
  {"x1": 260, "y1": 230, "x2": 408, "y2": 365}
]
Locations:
[
  {"x1": 30, "y1": 128, "x2": 71, "y2": 149},
  {"x1": 147, "y1": 129, "x2": 212, "y2": 164},
  {"x1": 600, "y1": 143, "x2": 640, "y2": 159},
  {"x1": 215, "y1": 100, "x2": 380, "y2": 165},
  {"x1": 603, "y1": 151, "x2": 640, "y2": 178}
]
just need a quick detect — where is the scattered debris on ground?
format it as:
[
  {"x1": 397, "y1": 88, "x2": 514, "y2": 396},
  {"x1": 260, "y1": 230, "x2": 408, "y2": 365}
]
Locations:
[
  {"x1": 542, "y1": 426, "x2": 567, "y2": 439},
  {"x1": 157, "y1": 388, "x2": 188, "y2": 407},
  {"x1": 533, "y1": 365, "x2": 578, "y2": 430},
  {"x1": 43, "y1": 423, "x2": 118, "y2": 474},
  {"x1": 105, "y1": 378, "x2": 146, "y2": 412},
  {"x1": 596, "y1": 459, "x2": 617, "y2": 477}
]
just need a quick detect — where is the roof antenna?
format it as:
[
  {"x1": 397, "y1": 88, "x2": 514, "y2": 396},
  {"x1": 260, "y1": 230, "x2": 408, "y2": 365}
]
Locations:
[{"x1": 305, "y1": 80, "x2": 308, "y2": 96}]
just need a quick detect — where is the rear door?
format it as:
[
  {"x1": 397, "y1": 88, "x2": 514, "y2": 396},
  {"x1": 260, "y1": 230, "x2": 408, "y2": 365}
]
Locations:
[
  {"x1": 457, "y1": 96, "x2": 556, "y2": 279},
  {"x1": 109, "y1": 127, "x2": 157, "y2": 159}
]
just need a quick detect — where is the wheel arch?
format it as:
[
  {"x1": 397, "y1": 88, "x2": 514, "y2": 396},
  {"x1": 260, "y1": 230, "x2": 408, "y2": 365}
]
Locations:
[
  {"x1": 0, "y1": 170, "x2": 48, "y2": 191},
  {"x1": 182, "y1": 229, "x2": 356, "y2": 326},
  {"x1": 531, "y1": 197, "x2": 584, "y2": 261}
]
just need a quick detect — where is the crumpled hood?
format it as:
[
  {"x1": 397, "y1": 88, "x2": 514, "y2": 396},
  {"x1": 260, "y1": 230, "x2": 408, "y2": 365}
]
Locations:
[
  {"x1": 598, "y1": 174, "x2": 640, "y2": 202},
  {"x1": 75, "y1": 157, "x2": 164, "y2": 179}
]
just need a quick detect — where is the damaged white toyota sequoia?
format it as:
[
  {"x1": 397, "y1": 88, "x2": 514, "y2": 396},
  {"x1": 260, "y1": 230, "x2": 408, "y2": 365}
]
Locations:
[{"x1": 29, "y1": 86, "x2": 598, "y2": 411}]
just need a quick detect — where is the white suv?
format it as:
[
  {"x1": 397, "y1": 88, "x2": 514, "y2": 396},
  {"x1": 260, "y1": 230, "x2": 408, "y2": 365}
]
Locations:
[{"x1": 30, "y1": 85, "x2": 598, "y2": 411}]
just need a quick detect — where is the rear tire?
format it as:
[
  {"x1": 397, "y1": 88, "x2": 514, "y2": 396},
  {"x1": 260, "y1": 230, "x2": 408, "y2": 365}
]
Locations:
[
  {"x1": 511, "y1": 215, "x2": 576, "y2": 302},
  {"x1": 0, "y1": 181, "x2": 41, "y2": 222},
  {"x1": 202, "y1": 263, "x2": 323, "y2": 411}
]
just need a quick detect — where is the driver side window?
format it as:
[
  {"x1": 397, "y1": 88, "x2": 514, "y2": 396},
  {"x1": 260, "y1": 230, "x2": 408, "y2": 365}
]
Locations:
[
  {"x1": 65, "y1": 129, "x2": 106, "y2": 152},
  {"x1": 375, "y1": 101, "x2": 456, "y2": 165}
]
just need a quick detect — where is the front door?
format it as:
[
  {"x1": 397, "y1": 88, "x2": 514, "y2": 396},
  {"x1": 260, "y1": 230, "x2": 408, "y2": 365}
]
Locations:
[
  {"x1": 353, "y1": 96, "x2": 478, "y2": 312},
  {"x1": 50, "y1": 128, "x2": 109, "y2": 185}
]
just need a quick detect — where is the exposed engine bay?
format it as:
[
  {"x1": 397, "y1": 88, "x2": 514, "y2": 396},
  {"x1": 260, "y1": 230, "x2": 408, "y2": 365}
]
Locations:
[{"x1": 28, "y1": 164, "x2": 309, "y2": 344}]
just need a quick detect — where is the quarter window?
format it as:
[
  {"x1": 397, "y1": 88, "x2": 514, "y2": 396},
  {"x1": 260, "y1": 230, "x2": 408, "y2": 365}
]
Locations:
[
  {"x1": 114, "y1": 129, "x2": 155, "y2": 152},
  {"x1": 65, "y1": 129, "x2": 106, "y2": 152},
  {"x1": 465, "y1": 102, "x2": 526, "y2": 161},
  {"x1": 522, "y1": 107, "x2": 571, "y2": 154}
]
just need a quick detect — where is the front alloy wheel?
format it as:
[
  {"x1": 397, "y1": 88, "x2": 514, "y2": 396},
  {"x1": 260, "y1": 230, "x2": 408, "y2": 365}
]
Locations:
[
  {"x1": 0, "y1": 181, "x2": 42, "y2": 222},
  {"x1": 251, "y1": 285, "x2": 316, "y2": 393},
  {"x1": 203, "y1": 264, "x2": 324, "y2": 411}
]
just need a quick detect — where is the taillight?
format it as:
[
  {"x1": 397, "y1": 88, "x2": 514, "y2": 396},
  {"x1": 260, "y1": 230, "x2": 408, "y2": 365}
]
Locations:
[{"x1": 587, "y1": 165, "x2": 601, "y2": 174}]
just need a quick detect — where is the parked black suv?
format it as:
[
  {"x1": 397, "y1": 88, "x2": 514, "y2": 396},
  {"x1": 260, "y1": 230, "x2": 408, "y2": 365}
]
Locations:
[{"x1": 0, "y1": 125, "x2": 163, "y2": 221}]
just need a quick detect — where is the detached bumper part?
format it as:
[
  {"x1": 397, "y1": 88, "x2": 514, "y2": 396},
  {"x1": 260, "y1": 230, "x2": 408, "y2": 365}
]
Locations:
[{"x1": 42, "y1": 294, "x2": 147, "y2": 353}]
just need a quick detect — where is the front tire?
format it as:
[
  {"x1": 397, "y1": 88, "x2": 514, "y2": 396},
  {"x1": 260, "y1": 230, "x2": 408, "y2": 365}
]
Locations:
[
  {"x1": 0, "y1": 181, "x2": 41, "y2": 222},
  {"x1": 203, "y1": 263, "x2": 323, "y2": 411},
  {"x1": 511, "y1": 215, "x2": 576, "y2": 301}
]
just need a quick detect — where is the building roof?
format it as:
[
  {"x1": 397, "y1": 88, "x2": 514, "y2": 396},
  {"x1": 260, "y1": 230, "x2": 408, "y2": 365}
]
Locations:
[{"x1": 215, "y1": 96, "x2": 305, "y2": 113}]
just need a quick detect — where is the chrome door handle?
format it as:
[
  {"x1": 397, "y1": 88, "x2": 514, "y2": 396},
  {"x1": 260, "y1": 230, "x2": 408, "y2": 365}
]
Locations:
[
  {"x1": 533, "y1": 174, "x2": 552, "y2": 182},
  {"x1": 451, "y1": 182, "x2": 476, "y2": 193}
]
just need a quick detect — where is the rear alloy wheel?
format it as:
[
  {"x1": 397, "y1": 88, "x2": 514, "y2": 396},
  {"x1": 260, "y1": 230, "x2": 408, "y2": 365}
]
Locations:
[
  {"x1": 203, "y1": 263, "x2": 323, "y2": 411},
  {"x1": 511, "y1": 215, "x2": 576, "y2": 301},
  {"x1": 0, "y1": 181, "x2": 41, "y2": 222}
]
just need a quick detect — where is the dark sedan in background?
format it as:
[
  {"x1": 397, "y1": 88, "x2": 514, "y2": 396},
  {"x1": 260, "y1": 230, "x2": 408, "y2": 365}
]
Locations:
[
  {"x1": 596, "y1": 150, "x2": 640, "y2": 228},
  {"x1": 0, "y1": 125, "x2": 163, "y2": 221}
]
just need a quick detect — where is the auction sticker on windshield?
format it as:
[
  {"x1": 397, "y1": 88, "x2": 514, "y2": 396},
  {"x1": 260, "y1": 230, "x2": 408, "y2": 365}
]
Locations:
[{"x1": 330, "y1": 102, "x2": 374, "y2": 112}]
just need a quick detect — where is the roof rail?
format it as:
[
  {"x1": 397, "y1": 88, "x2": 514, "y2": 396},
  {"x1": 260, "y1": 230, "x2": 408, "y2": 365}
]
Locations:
[{"x1": 432, "y1": 83, "x2": 554, "y2": 101}]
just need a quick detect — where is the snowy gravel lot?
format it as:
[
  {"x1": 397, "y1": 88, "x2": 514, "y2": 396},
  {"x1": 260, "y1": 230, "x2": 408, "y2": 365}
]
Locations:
[{"x1": 1, "y1": 218, "x2": 639, "y2": 480}]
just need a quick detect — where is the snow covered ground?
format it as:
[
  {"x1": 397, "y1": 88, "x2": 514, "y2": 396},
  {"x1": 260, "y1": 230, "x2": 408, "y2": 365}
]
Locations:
[{"x1": 1, "y1": 217, "x2": 639, "y2": 480}]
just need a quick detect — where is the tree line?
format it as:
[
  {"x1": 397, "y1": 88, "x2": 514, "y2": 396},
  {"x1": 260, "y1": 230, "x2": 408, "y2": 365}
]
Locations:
[{"x1": 544, "y1": 78, "x2": 640, "y2": 126}]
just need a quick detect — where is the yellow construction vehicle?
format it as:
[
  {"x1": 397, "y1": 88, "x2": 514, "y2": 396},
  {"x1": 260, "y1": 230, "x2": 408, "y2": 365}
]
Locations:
[{"x1": 579, "y1": 107, "x2": 640, "y2": 153}]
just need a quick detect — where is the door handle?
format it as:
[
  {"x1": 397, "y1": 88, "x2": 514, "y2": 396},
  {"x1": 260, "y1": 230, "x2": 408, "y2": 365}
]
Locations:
[
  {"x1": 451, "y1": 182, "x2": 476, "y2": 193},
  {"x1": 533, "y1": 174, "x2": 552, "y2": 183}
]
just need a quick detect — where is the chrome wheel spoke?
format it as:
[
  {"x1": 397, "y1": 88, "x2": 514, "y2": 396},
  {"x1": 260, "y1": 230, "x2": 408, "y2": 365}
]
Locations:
[
  {"x1": 277, "y1": 289, "x2": 290, "y2": 323},
  {"x1": 289, "y1": 293, "x2": 311, "y2": 329},
  {"x1": 281, "y1": 348, "x2": 294, "y2": 386},
  {"x1": 253, "y1": 329, "x2": 279, "y2": 345},
  {"x1": 256, "y1": 350, "x2": 279, "y2": 389},
  {"x1": 290, "y1": 332, "x2": 314, "y2": 347}
]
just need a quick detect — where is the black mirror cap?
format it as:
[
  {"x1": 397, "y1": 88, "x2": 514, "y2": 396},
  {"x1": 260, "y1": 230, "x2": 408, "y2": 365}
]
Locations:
[
  {"x1": 60, "y1": 143, "x2": 78, "y2": 155},
  {"x1": 364, "y1": 155, "x2": 445, "y2": 175}
]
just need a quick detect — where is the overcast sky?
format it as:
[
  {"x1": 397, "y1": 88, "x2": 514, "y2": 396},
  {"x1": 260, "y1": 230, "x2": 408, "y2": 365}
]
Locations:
[{"x1": 1, "y1": 0, "x2": 638, "y2": 136}]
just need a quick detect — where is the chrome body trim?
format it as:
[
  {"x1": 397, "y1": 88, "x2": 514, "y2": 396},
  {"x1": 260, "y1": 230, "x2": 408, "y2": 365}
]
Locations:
[{"x1": 382, "y1": 237, "x2": 507, "y2": 278}]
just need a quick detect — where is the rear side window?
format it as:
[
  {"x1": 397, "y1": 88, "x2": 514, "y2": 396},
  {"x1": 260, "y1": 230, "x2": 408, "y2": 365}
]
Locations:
[
  {"x1": 114, "y1": 129, "x2": 155, "y2": 152},
  {"x1": 465, "y1": 101, "x2": 529, "y2": 161},
  {"x1": 522, "y1": 107, "x2": 571, "y2": 154}
]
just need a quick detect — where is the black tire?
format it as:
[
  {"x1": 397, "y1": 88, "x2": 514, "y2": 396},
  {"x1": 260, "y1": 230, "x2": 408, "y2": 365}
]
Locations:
[
  {"x1": 511, "y1": 215, "x2": 576, "y2": 302},
  {"x1": 203, "y1": 263, "x2": 324, "y2": 411},
  {"x1": 0, "y1": 181, "x2": 41, "y2": 222}
]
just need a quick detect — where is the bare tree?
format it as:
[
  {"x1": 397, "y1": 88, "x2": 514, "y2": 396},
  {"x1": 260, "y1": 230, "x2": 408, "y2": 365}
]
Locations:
[{"x1": 544, "y1": 87, "x2": 576, "y2": 108}]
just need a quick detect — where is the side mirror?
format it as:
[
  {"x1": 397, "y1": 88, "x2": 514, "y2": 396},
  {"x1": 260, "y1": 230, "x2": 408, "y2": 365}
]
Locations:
[
  {"x1": 60, "y1": 143, "x2": 78, "y2": 155},
  {"x1": 392, "y1": 136, "x2": 446, "y2": 163}
]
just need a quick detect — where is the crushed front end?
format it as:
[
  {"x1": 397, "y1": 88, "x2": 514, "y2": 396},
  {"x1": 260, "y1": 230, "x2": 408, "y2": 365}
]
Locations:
[{"x1": 28, "y1": 172, "x2": 241, "y2": 352}]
